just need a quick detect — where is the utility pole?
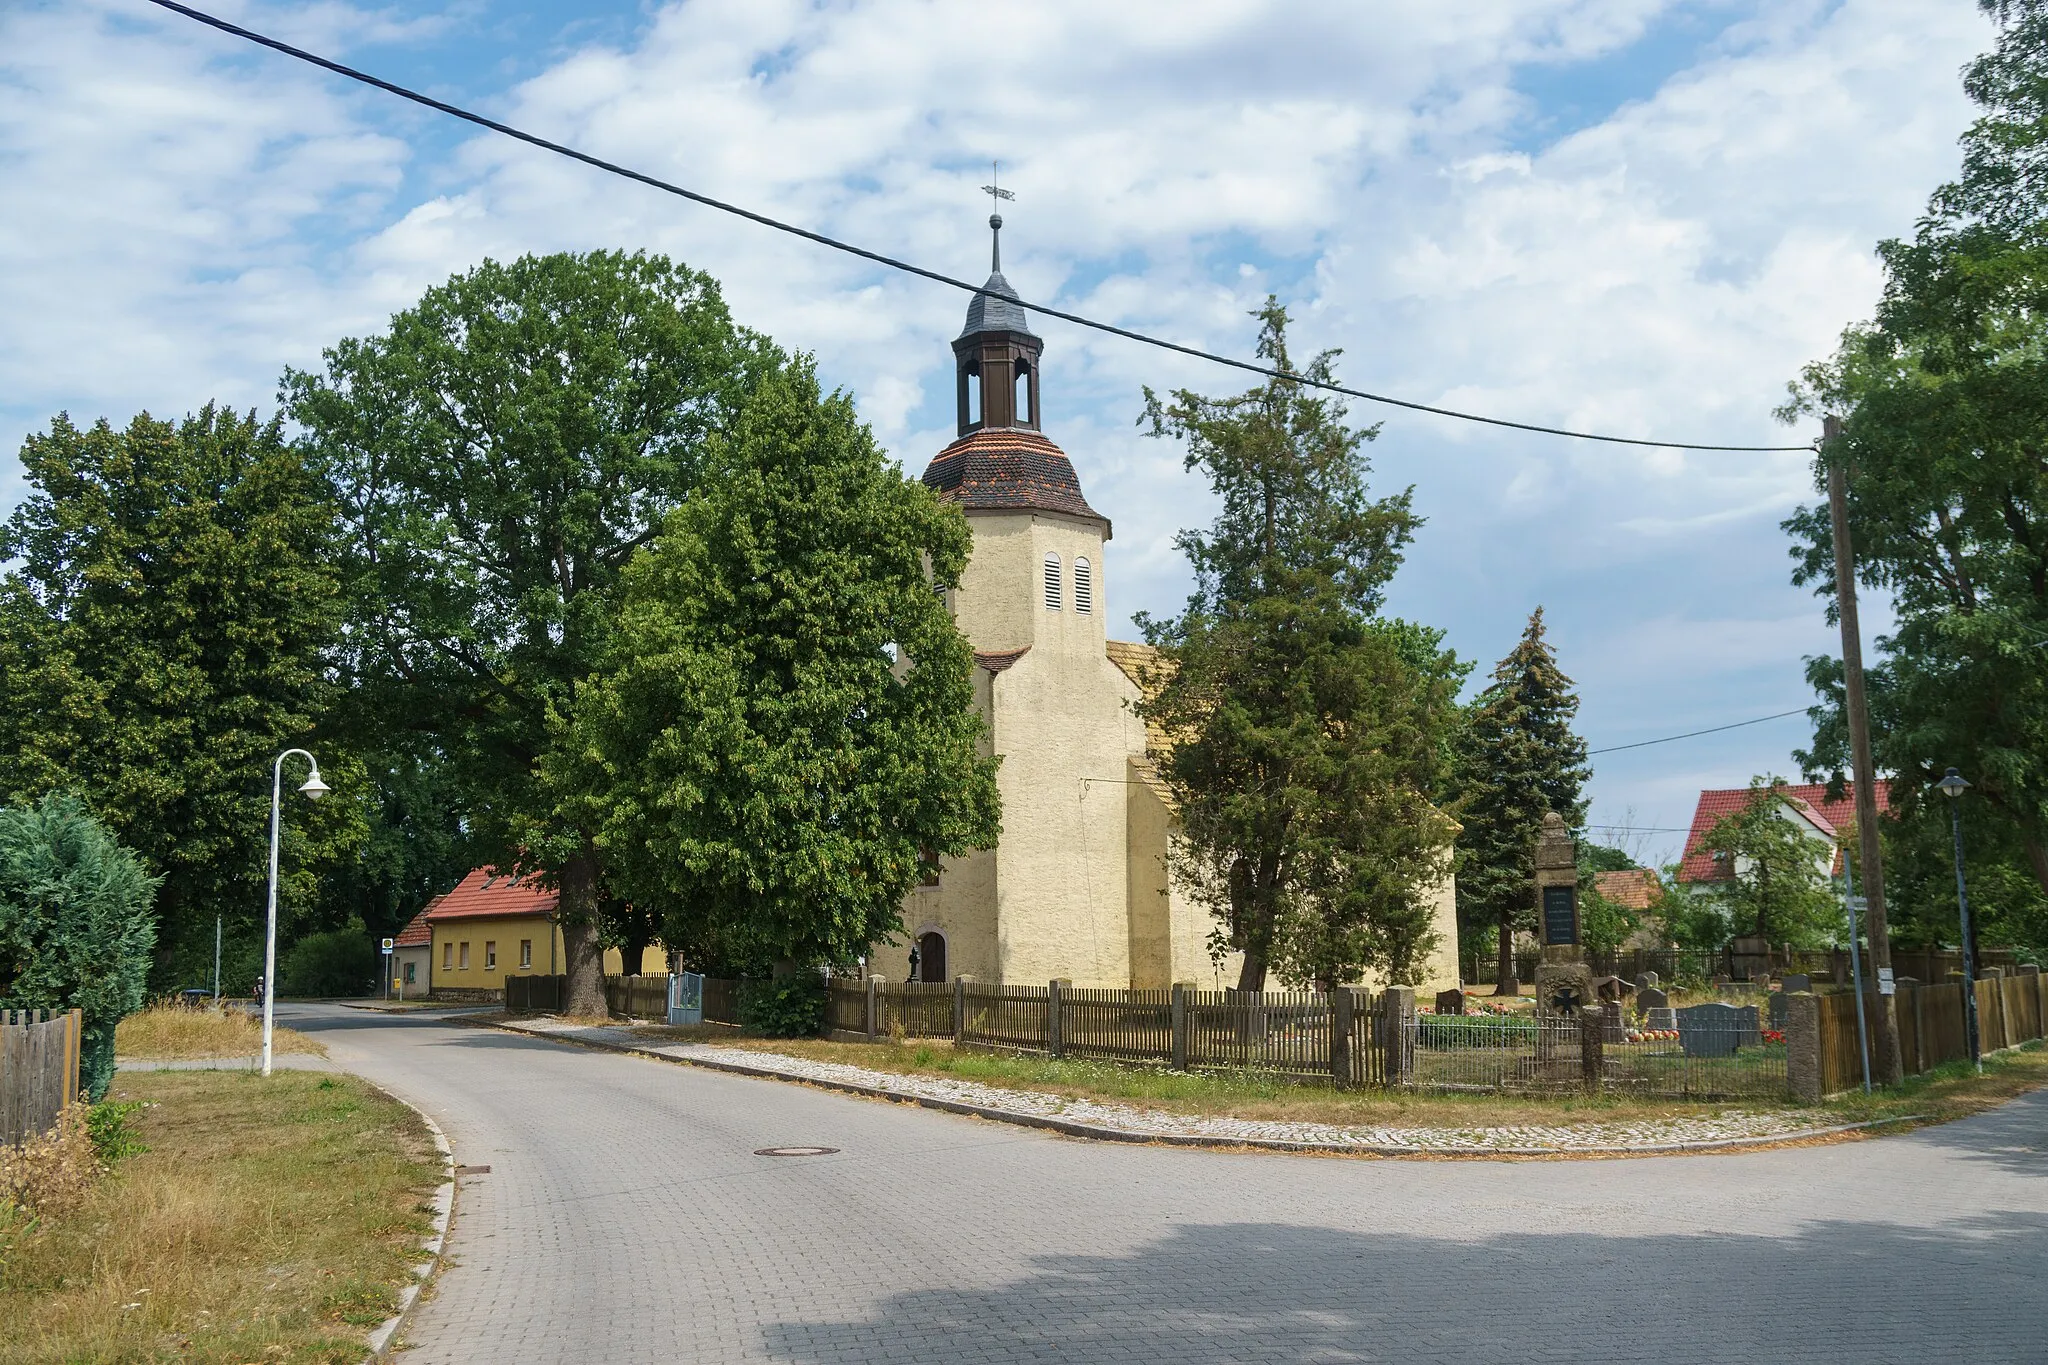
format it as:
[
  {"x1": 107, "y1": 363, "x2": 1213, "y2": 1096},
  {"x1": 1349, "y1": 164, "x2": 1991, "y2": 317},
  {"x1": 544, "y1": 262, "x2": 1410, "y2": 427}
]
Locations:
[{"x1": 1824, "y1": 415, "x2": 1904, "y2": 1085}]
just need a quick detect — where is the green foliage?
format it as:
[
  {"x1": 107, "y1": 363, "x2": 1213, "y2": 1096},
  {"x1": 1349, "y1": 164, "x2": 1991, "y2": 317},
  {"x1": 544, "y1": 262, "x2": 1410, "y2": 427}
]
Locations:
[
  {"x1": 1690, "y1": 778, "x2": 1843, "y2": 948},
  {"x1": 288, "y1": 251, "x2": 784, "y2": 1009},
  {"x1": 0, "y1": 794, "x2": 158, "y2": 1099},
  {"x1": 0, "y1": 407, "x2": 356, "y2": 986},
  {"x1": 85, "y1": 1099, "x2": 147, "y2": 1164},
  {"x1": 1416, "y1": 1013, "x2": 1536, "y2": 1047},
  {"x1": 1134, "y1": 301, "x2": 1456, "y2": 990},
  {"x1": 1780, "y1": 3, "x2": 2048, "y2": 953},
  {"x1": 279, "y1": 925, "x2": 377, "y2": 998},
  {"x1": 1451, "y1": 609, "x2": 1591, "y2": 980},
  {"x1": 740, "y1": 975, "x2": 825, "y2": 1038},
  {"x1": 546, "y1": 361, "x2": 1000, "y2": 969}
]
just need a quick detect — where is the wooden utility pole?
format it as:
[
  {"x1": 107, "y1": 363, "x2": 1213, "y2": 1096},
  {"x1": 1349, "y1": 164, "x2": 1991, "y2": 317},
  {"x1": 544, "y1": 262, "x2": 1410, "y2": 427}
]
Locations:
[{"x1": 1824, "y1": 415, "x2": 1904, "y2": 1086}]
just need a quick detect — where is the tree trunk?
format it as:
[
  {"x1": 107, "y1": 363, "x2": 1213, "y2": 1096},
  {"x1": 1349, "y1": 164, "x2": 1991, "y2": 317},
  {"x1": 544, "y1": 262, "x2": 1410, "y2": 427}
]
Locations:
[
  {"x1": 1235, "y1": 943, "x2": 1270, "y2": 992},
  {"x1": 618, "y1": 925, "x2": 652, "y2": 978},
  {"x1": 2024, "y1": 835, "x2": 2048, "y2": 900},
  {"x1": 1494, "y1": 907, "x2": 1516, "y2": 995},
  {"x1": 558, "y1": 843, "x2": 607, "y2": 1018}
]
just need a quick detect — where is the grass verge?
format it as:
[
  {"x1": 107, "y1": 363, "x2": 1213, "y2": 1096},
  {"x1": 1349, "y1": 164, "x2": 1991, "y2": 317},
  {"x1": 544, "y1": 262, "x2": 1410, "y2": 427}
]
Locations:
[
  {"x1": 0, "y1": 1070, "x2": 441, "y2": 1364},
  {"x1": 618, "y1": 1026, "x2": 2048, "y2": 1131},
  {"x1": 116, "y1": 1001, "x2": 324, "y2": 1059}
]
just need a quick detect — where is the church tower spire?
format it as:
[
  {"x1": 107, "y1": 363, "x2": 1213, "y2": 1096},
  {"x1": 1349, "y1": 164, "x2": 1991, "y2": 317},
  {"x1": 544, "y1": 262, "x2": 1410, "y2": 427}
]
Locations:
[{"x1": 952, "y1": 168, "x2": 1041, "y2": 435}]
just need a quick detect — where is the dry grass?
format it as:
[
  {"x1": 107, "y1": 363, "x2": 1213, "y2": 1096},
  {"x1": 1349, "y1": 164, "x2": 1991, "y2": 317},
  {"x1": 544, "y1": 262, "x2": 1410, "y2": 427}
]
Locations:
[
  {"x1": 0, "y1": 1070, "x2": 441, "y2": 1364},
  {"x1": 115, "y1": 1001, "x2": 324, "y2": 1060},
  {"x1": 0, "y1": 1107, "x2": 101, "y2": 1225},
  {"x1": 1819, "y1": 1037, "x2": 2048, "y2": 1128}
]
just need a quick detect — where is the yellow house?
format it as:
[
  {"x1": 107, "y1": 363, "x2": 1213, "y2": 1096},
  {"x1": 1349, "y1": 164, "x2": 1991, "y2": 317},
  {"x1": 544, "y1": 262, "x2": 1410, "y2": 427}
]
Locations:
[
  {"x1": 888, "y1": 218, "x2": 1459, "y2": 994},
  {"x1": 422, "y1": 868, "x2": 664, "y2": 999}
]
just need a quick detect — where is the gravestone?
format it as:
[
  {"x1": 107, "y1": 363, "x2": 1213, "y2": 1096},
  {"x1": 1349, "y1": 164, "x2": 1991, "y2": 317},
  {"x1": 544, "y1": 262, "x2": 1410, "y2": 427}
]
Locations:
[
  {"x1": 1678, "y1": 1002, "x2": 1745, "y2": 1058},
  {"x1": 1534, "y1": 960, "x2": 1595, "y2": 1062},
  {"x1": 1768, "y1": 992, "x2": 1788, "y2": 1031},
  {"x1": 1635, "y1": 971, "x2": 1660, "y2": 993},
  {"x1": 1494, "y1": 976, "x2": 1520, "y2": 998},
  {"x1": 1602, "y1": 999, "x2": 1628, "y2": 1044},
  {"x1": 1636, "y1": 986, "x2": 1670, "y2": 1018},
  {"x1": 1780, "y1": 973, "x2": 1811, "y2": 994},
  {"x1": 1435, "y1": 988, "x2": 1467, "y2": 1016},
  {"x1": 1594, "y1": 975, "x2": 1633, "y2": 1003},
  {"x1": 1644, "y1": 1006, "x2": 1678, "y2": 1032},
  {"x1": 1737, "y1": 1004, "x2": 1762, "y2": 1046},
  {"x1": 1534, "y1": 810, "x2": 1580, "y2": 955}
]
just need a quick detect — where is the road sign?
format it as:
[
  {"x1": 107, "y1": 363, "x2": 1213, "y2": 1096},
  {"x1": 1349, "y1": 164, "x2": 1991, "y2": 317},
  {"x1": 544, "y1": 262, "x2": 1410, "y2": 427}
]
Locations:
[
  {"x1": 1877, "y1": 966, "x2": 1896, "y2": 996},
  {"x1": 1846, "y1": 895, "x2": 1868, "y2": 911},
  {"x1": 380, "y1": 937, "x2": 394, "y2": 953}
]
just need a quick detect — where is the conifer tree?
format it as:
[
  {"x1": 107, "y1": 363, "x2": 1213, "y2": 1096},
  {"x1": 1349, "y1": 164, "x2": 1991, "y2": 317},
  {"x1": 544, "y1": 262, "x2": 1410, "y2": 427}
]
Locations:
[{"x1": 1453, "y1": 608, "x2": 1591, "y2": 991}]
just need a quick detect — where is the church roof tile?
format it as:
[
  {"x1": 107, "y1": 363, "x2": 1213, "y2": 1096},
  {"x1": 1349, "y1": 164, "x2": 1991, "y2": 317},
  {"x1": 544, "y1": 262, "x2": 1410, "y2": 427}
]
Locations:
[{"x1": 923, "y1": 428, "x2": 1108, "y2": 528}]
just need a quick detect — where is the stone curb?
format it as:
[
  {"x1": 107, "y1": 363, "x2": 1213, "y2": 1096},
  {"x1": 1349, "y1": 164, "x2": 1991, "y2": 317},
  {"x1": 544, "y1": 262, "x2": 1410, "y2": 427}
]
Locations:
[
  {"x1": 474, "y1": 1016, "x2": 1922, "y2": 1159},
  {"x1": 361, "y1": 1086, "x2": 456, "y2": 1363}
]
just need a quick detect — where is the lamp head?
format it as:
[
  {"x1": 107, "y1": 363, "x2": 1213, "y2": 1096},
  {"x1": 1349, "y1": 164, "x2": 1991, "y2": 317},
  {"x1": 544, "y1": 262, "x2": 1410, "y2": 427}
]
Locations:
[
  {"x1": 1937, "y1": 767, "x2": 1970, "y2": 800},
  {"x1": 298, "y1": 766, "x2": 331, "y2": 801}
]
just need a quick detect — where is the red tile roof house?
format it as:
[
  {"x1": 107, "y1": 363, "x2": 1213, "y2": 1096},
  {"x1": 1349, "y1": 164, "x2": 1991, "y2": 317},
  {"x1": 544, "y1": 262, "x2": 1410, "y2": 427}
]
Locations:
[
  {"x1": 389, "y1": 897, "x2": 438, "y2": 997},
  {"x1": 401, "y1": 867, "x2": 670, "y2": 1002},
  {"x1": 1676, "y1": 782, "x2": 1890, "y2": 893}
]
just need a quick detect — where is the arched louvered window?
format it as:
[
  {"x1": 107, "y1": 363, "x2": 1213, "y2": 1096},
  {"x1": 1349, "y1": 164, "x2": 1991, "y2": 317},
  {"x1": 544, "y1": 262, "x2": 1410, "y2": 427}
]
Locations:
[
  {"x1": 1043, "y1": 552, "x2": 1062, "y2": 610},
  {"x1": 1073, "y1": 557, "x2": 1093, "y2": 614}
]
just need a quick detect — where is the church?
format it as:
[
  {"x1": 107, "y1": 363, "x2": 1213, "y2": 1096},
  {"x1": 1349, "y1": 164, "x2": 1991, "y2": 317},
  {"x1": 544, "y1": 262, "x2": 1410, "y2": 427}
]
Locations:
[{"x1": 884, "y1": 214, "x2": 1462, "y2": 994}]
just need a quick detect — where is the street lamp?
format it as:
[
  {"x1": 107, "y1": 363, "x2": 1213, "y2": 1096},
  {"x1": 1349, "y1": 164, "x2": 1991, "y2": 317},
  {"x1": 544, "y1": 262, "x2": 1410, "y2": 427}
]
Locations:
[
  {"x1": 1936, "y1": 766, "x2": 1982, "y2": 1070},
  {"x1": 263, "y1": 748, "x2": 329, "y2": 1076}
]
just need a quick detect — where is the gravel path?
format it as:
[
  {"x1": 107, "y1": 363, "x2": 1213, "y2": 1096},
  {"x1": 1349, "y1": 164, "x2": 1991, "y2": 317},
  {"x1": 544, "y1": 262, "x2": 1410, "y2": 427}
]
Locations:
[{"x1": 491, "y1": 1015, "x2": 1869, "y2": 1154}]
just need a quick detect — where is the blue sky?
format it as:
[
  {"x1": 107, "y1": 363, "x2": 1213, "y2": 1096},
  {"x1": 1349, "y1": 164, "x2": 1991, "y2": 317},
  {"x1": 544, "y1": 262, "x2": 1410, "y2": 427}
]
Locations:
[{"x1": 0, "y1": 0, "x2": 1995, "y2": 863}]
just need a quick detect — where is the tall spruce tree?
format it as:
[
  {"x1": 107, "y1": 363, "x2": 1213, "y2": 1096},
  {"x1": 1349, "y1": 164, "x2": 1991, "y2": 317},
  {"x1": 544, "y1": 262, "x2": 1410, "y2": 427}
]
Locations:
[
  {"x1": 1136, "y1": 301, "x2": 1458, "y2": 991},
  {"x1": 1453, "y1": 608, "x2": 1591, "y2": 990}
]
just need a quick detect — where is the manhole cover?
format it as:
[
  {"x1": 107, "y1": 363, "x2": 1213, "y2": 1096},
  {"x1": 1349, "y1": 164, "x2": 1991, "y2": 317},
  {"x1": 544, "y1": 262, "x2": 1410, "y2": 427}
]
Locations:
[{"x1": 753, "y1": 1146, "x2": 839, "y2": 1157}]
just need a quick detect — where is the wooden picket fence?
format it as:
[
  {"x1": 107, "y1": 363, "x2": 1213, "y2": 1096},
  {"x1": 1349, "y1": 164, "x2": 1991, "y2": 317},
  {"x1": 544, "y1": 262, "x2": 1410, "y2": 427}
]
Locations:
[
  {"x1": 823, "y1": 978, "x2": 1395, "y2": 1087},
  {"x1": 2, "y1": 1008, "x2": 83, "y2": 1145},
  {"x1": 1819, "y1": 970, "x2": 2048, "y2": 1095}
]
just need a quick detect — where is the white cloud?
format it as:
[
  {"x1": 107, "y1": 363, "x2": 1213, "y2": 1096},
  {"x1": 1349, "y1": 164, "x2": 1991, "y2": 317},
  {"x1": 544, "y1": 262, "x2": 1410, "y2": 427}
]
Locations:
[{"x1": 0, "y1": 0, "x2": 1993, "y2": 839}]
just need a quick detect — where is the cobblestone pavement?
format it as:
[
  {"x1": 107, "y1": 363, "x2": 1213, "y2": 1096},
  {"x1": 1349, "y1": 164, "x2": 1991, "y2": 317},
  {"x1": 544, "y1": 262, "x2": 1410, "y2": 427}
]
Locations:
[
  {"x1": 291, "y1": 1003, "x2": 2048, "y2": 1365},
  {"x1": 494, "y1": 1015, "x2": 1853, "y2": 1154}
]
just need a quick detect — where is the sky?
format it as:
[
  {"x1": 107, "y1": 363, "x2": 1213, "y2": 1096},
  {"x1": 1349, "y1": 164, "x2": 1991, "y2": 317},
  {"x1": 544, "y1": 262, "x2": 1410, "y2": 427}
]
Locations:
[{"x1": 0, "y1": 0, "x2": 1997, "y2": 865}]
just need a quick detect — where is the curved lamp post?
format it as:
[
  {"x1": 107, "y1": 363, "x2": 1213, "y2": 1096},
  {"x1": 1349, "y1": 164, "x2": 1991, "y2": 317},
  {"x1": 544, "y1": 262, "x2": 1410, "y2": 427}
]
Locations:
[
  {"x1": 1936, "y1": 767, "x2": 1981, "y2": 1070},
  {"x1": 263, "y1": 748, "x2": 330, "y2": 1076}
]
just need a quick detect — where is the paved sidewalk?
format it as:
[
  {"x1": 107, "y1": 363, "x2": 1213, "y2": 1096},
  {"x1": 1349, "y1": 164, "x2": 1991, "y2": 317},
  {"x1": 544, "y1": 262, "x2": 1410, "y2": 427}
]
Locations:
[
  {"x1": 287, "y1": 1002, "x2": 2048, "y2": 1365},
  {"x1": 489, "y1": 1014, "x2": 1873, "y2": 1155}
]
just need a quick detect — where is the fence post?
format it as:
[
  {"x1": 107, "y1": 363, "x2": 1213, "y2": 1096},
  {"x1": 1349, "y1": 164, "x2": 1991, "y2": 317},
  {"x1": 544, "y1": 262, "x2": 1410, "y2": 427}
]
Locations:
[
  {"x1": 865, "y1": 976, "x2": 881, "y2": 1042},
  {"x1": 953, "y1": 976, "x2": 967, "y2": 1044},
  {"x1": 1170, "y1": 983, "x2": 1190, "y2": 1071},
  {"x1": 66, "y1": 1008, "x2": 82, "y2": 1107},
  {"x1": 1578, "y1": 1003, "x2": 1603, "y2": 1094},
  {"x1": 1381, "y1": 986, "x2": 1415, "y2": 1086},
  {"x1": 1048, "y1": 979, "x2": 1068, "y2": 1058},
  {"x1": 1786, "y1": 992, "x2": 1822, "y2": 1102},
  {"x1": 1330, "y1": 987, "x2": 1354, "y2": 1088}
]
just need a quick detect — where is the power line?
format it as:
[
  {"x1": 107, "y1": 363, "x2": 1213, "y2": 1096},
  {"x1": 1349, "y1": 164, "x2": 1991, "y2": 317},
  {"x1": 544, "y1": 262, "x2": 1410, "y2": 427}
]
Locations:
[
  {"x1": 146, "y1": 0, "x2": 1817, "y2": 456},
  {"x1": 1588, "y1": 707, "x2": 1809, "y2": 756}
]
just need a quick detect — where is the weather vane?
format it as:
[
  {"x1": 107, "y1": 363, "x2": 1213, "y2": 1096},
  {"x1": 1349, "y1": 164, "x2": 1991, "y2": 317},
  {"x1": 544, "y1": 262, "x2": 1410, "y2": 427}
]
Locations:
[{"x1": 981, "y1": 160, "x2": 1015, "y2": 211}]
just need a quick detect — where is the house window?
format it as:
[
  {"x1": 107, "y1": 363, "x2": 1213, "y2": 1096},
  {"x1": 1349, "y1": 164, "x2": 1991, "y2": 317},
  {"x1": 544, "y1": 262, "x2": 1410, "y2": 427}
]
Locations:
[
  {"x1": 485, "y1": 941, "x2": 497, "y2": 971},
  {"x1": 520, "y1": 939, "x2": 533, "y2": 969},
  {"x1": 404, "y1": 962, "x2": 416, "y2": 984},
  {"x1": 442, "y1": 942, "x2": 452, "y2": 971},
  {"x1": 1073, "y1": 556, "x2": 1093, "y2": 614},
  {"x1": 459, "y1": 941, "x2": 470, "y2": 971},
  {"x1": 1043, "y1": 553, "x2": 1062, "y2": 610}
]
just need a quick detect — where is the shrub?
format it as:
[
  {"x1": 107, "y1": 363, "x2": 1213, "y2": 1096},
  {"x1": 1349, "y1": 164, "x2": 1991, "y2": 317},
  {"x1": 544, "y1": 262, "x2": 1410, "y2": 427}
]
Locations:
[
  {"x1": 741, "y1": 974, "x2": 824, "y2": 1037},
  {"x1": 279, "y1": 926, "x2": 376, "y2": 997},
  {"x1": 0, "y1": 793, "x2": 159, "y2": 1100},
  {"x1": 85, "y1": 1099, "x2": 147, "y2": 1164},
  {"x1": 0, "y1": 1104, "x2": 103, "y2": 1222},
  {"x1": 1417, "y1": 1013, "x2": 1536, "y2": 1048}
]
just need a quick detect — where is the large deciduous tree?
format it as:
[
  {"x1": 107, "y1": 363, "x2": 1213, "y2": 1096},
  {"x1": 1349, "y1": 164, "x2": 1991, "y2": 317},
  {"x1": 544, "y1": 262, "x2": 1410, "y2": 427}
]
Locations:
[
  {"x1": 544, "y1": 362, "x2": 1001, "y2": 971},
  {"x1": 1780, "y1": 1, "x2": 2048, "y2": 956},
  {"x1": 0, "y1": 407, "x2": 357, "y2": 986},
  {"x1": 1134, "y1": 301, "x2": 1457, "y2": 992},
  {"x1": 288, "y1": 251, "x2": 780, "y2": 1015},
  {"x1": 1452, "y1": 608, "x2": 1590, "y2": 991}
]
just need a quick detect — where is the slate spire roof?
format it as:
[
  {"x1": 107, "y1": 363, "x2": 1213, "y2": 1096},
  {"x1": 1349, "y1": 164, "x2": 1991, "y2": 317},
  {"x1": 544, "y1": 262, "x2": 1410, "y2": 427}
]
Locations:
[{"x1": 960, "y1": 213, "x2": 1038, "y2": 340}]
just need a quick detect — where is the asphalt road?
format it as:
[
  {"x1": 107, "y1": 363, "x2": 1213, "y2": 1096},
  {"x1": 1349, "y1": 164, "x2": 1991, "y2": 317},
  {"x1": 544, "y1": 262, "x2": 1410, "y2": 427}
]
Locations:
[{"x1": 292, "y1": 1002, "x2": 2048, "y2": 1365}]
